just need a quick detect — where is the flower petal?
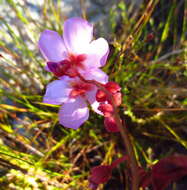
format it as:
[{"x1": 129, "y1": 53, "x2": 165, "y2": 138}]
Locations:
[
  {"x1": 84, "y1": 38, "x2": 109, "y2": 68},
  {"x1": 43, "y1": 78, "x2": 72, "y2": 105},
  {"x1": 38, "y1": 30, "x2": 66, "y2": 62},
  {"x1": 80, "y1": 68, "x2": 108, "y2": 84},
  {"x1": 85, "y1": 87, "x2": 103, "y2": 115},
  {"x1": 63, "y1": 17, "x2": 93, "y2": 54},
  {"x1": 100, "y1": 48, "x2": 109, "y2": 66},
  {"x1": 59, "y1": 97, "x2": 89, "y2": 129}
]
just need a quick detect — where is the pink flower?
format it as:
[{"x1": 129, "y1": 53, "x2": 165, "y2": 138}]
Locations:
[
  {"x1": 38, "y1": 17, "x2": 109, "y2": 81},
  {"x1": 39, "y1": 17, "x2": 110, "y2": 129},
  {"x1": 43, "y1": 75, "x2": 108, "y2": 129}
]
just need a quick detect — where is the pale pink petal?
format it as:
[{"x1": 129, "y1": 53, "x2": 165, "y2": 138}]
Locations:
[
  {"x1": 80, "y1": 68, "x2": 108, "y2": 84},
  {"x1": 63, "y1": 17, "x2": 93, "y2": 54},
  {"x1": 85, "y1": 87, "x2": 103, "y2": 115},
  {"x1": 100, "y1": 48, "x2": 109, "y2": 66},
  {"x1": 38, "y1": 30, "x2": 66, "y2": 62},
  {"x1": 83, "y1": 38, "x2": 109, "y2": 68},
  {"x1": 59, "y1": 97, "x2": 89, "y2": 129},
  {"x1": 43, "y1": 78, "x2": 72, "y2": 105},
  {"x1": 81, "y1": 54, "x2": 100, "y2": 69}
]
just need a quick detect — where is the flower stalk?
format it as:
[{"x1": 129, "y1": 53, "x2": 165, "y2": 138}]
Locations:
[
  {"x1": 39, "y1": 17, "x2": 139, "y2": 189},
  {"x1": 78, "y1": 74, "x2": 139, "y2": 190}
]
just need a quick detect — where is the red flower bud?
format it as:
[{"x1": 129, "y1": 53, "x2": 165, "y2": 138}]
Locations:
[
  {"x1": 96, "y1": 89, "x2": 107, "y2": 102},
  {"x1": 98, "y1": 103, "x2": 113, "y2": 117},
  {"x1": 112, "y1": 92, "x2": 122, "y2": 107},
  {"x1": 104, "y1": 116, "x2": 120, "y2": 132},
  {"x1": 105, "y1": 82, "x2": 121, "y2": 94}
]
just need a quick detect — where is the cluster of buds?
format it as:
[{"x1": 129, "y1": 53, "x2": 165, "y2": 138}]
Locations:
[{"x1": 96, "y1": 82, "x2": 122, "y2": 132}]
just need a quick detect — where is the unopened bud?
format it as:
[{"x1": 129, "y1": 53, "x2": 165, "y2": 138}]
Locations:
[
  {"x1": 113, "y1": 92, "x2": 122, "y2": 106},
  {"x1": 98, "y1": 103, "x2": 113, "y2": 117},
  {"x1": 96, "y1": 90, "x2": 107, "y2": 102},
  {"x1": 105, "y1": 82, "x2": 121, "y2": 94},
  {"x1": 104, "y1": 117, "x2": 119, "y2": 132}
]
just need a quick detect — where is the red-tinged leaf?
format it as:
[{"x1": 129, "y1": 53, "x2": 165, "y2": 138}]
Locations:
[
  {"x1": 152, "y1": 154, "x2": 187, "y2": 190},
  {"x1": 89, "y1": 182, "x2": 98, "y2": 190},
  {"x1": 89, "y1": 165, "x2": 112, "y2": 185},
  {"x1": 89, "y1": 156, "x2": 128, "y2": 189},
  {"x1": 138, "y1": 167, "x2": 152, "y2": 189},
  {"x1": 111, "y1": 155, "x2": 129, "y2": 169}
]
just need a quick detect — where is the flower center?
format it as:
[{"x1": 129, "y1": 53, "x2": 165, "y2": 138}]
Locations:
[
  {"x1": 47, "y1": 54, "x2": 86, "y2": 78},
  {"x1": 68, "y1": 54, "x2": 86, "y2": 69},
  {"x1": 70, "y1": 81, "x2": 92, "y2": 98}
]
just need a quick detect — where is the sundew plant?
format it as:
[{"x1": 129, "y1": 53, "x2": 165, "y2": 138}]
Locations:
[{"x1": 0, "y1": 0, "x2": 187, "y2": 190}]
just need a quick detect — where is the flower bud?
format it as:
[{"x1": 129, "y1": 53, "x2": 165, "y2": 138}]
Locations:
[
  {"x1": 98, "y1": 103, "x2": 113, "y2": 117},
  {"x1": 96, "y1": 89, "x2": 107, "y2": 102},
  {"x1": 104, "y1": 116, "x2": 119, "y2": 132},
  {"x1": 111, "y1": 92, "x2": 122, "y2": 107},
  {"x1": 105, "y1": 82, "x2": 121, "y2": 94}
]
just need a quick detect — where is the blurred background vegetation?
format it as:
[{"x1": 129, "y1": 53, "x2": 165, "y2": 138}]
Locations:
[{"x1": 0, "y1": 0, "x2": 186, "y2": 189}]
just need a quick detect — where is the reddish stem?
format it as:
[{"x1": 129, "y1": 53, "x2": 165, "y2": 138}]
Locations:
[{"x1": 78, "y1": 74, "x2": 139, "y2": 190}]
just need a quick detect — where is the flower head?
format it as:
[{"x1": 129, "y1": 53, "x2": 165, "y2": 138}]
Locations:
[
  {"x1": 38, "y1": 17, "x2": 109, "y2": 80},
  {"x1": 43, "y1": 75, "x2": 108, "y2": 129},
  {"x1": 39, "y1": 17, "x2": 110, "y2": 129}
]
